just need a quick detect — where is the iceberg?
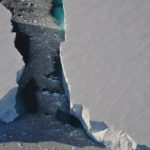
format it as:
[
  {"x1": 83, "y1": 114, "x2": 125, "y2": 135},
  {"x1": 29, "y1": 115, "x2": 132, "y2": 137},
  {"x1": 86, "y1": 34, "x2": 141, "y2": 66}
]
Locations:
[
  {"x1": 61, "y1": 0, "x2": 150, "y2": 149},
  {"x1": 0, "y1": 4, "x2": 24, "y2": 123}
]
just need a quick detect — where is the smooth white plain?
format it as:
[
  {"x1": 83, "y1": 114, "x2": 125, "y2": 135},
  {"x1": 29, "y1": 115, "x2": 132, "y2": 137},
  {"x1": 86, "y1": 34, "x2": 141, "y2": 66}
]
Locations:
[{"x1": 61, "y1": 0, "x2": 150, "y2": 148}]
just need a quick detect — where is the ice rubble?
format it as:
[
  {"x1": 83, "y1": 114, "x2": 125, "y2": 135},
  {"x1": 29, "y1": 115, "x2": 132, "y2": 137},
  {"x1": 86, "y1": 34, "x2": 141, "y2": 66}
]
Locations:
[
  {"x1": 61, "y1": 0, "x2": 150, "y2": 149},
  {"x1": 0, "y1": 4, "x2": 24, "y2": 123}
]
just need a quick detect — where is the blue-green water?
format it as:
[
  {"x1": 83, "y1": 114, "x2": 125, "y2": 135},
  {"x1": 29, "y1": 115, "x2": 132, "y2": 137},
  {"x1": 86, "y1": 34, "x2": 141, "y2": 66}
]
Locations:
[{"x1": 51, "y1": 0, "x2": 64, "y2": 29}]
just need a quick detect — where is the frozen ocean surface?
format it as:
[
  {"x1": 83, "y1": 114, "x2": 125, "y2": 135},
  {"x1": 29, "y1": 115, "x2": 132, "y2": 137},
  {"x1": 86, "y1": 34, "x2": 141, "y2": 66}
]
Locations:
[
  {"x1": 61, "y1": 0, "x2": 150, "y2": 150},
  {"x1": 0, "y1": 4, "x2": 24, "y2": 123}
]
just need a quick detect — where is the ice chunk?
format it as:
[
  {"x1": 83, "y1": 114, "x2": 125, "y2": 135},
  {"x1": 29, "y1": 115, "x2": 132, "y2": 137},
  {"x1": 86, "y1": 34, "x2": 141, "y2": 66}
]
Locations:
[
  {"x1": 0, "y1": 4, "x2": 24, "y2": 123},
  {"x1": 61, "y1": 0, "x2": 150, "y2": 149}
]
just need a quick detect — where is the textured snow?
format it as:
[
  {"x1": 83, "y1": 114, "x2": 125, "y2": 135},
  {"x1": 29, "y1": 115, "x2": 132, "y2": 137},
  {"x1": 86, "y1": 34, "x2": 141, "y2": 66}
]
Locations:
[
  {"x1": 0, "y1": 4, "x2": 23, "y2": 123},
  {"x1": 61, "y1": 0, "x2": 150, "y2": 149}
]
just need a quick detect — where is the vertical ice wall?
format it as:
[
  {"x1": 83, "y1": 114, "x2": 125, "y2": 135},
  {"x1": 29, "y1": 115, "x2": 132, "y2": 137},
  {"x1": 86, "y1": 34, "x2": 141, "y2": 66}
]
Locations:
[
  {"x1": 61, "y1": 0, "x2": 150, "y2": 150},
  {"x1": 0, "y1": 4, "x2": 24, "y2": 123}
]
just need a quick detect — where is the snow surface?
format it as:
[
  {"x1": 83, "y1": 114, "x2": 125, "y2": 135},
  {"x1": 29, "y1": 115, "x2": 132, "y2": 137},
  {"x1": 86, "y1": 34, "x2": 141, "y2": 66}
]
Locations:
[
  {"x1": 0, "y1": 4, "x2": 24, "y2": 123},
  {"x1": 61, "y1": 0, "x2": 150, "y2": 149}
]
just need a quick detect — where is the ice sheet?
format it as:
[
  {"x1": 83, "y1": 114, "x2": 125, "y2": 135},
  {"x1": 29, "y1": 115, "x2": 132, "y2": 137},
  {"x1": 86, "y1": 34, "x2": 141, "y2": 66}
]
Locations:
[
  {"x1": 61, "y1": 0, "x2": 150, "y2": 149},
  {"x1": 0, "y1": 4, "x2": 24, "y2": 123}
]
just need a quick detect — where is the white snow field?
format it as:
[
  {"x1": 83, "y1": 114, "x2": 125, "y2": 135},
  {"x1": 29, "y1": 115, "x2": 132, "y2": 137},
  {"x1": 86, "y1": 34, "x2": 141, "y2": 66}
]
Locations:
[
  {"x1": 0, "y1": 4, "x2": 24, "y2": 123},
  {"x1": 61, "y1": 0, "x2": 150, "y2": 150}
]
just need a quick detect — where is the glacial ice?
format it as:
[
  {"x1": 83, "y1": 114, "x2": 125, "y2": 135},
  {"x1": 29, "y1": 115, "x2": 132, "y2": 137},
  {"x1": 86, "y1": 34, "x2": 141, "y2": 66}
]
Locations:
[
  {"x1": 0, "y1": 4, "x2": 24, "y2": 123},
  {"x1": 61, "y1": 0, "x2": 150, "y2": 149}
]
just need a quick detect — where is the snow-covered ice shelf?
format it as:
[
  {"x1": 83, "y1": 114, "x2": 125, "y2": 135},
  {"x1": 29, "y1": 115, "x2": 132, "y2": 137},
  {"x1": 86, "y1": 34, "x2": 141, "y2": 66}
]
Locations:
[
  {"x1": 0, "y1": 4, "x2": 24, "y2": 123},
  {"x1": 61, "y1": 0, "x2": 150, "y2": 150}
]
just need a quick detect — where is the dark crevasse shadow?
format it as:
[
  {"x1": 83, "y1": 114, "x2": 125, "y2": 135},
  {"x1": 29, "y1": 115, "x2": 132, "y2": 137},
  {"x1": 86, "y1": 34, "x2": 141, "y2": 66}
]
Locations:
[
  {"x1": 56, "y1": 110, "x2": 83, "y2": 129},
  {"x1": 12, "y1": 21, "x2": 30, "y2": 65},
  {"x1": 16, "y1": 79, "x2": 38, "y2": 115},
  {"x1": 12, "y1": 22, "x2": 39, "y2": 115}
]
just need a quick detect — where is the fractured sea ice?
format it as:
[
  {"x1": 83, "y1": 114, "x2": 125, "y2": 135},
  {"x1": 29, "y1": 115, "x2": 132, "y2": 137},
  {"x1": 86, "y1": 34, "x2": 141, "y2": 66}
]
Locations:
[
  {"x1": 61, "y1": 0, "x2": 150, "y2": 150},
  {"x1": 0, "y1": 4, "x2": 24, "y2": 123}
]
